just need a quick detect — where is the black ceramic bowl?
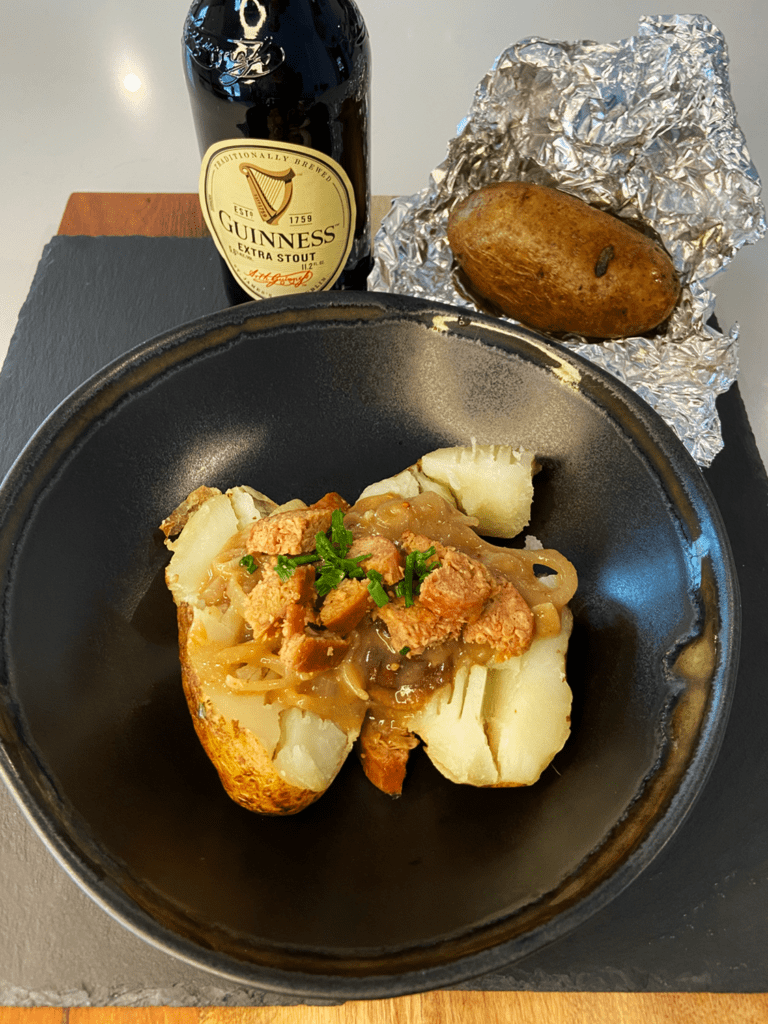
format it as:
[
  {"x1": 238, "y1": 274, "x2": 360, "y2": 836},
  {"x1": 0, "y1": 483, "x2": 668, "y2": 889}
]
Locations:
[{"x1": 0, "y1": 291, "x2": 738, "y2": 999}]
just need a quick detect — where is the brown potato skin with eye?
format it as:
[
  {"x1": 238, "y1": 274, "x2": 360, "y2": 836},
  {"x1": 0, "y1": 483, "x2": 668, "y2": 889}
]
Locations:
[{"x1": 447, "y1": 182, "x2": 681, "y2": 339}]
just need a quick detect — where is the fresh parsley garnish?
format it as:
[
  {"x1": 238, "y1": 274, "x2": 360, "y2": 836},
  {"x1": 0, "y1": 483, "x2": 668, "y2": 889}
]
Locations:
[
  {"x1": 239, "y1": 554, "x2": 259, "y2": 574},
  {"x1": 366, "y1": 569, "x2": 389, "y2": 608},
  {"x1": 394, "y1": 546, "x2": 441, "y2": 607},
  {"x1": 269, "y1": 508, "x2": 371, "y2": 597},
  {"x1": 274, "y1": 552, "x2": 320, "y2": 581},
  {"x1": 313, "y1": 511, "x2": 372, "y2": 596},
  {"x1": 329, "y1": 507, "x2": 354, "y2": 552},
  {"x1": 266, "y1": 509, "x2": 441, "y2": 611}
]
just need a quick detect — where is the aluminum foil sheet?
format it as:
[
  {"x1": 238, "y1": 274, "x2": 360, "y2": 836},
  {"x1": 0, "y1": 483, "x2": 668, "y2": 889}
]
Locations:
[{"x1": 369, "y1": 13, "x2": 766, "y2": 466}]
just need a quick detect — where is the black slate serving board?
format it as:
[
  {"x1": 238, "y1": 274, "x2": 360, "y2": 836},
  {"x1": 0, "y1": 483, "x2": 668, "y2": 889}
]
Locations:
[{"x1": 0, "y1": 234, "x2": 766, "y2": 1004}]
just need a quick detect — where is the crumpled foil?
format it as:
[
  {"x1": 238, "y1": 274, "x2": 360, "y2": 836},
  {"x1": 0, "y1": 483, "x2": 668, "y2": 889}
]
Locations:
[{"x1": 369, "y1": 13, "x2": 766, "y2": 466}]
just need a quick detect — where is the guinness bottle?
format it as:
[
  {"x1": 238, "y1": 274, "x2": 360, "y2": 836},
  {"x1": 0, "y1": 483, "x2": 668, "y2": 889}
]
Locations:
[{"x1": 183, "y1": 0, "x2": 371, "y2": 304}]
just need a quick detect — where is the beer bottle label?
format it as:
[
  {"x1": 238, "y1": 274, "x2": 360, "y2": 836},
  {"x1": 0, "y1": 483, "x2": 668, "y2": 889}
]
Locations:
[{"x1": 199, "y1": 139, "x2": 356, "y2": 299}]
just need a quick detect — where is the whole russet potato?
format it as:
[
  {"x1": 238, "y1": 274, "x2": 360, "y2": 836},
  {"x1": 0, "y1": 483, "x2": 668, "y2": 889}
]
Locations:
[{"x1": 447, "y1": 181, "x2": 681, "y2": 339}]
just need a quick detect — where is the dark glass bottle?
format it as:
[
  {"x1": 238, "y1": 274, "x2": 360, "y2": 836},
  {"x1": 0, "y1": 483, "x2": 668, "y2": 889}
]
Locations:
[{"x1": 183, "y1": 0, "x2": 371, "y2": 305}]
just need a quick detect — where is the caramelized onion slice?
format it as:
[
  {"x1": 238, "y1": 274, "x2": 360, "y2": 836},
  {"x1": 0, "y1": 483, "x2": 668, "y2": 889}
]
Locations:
[{"x1": 482, "y1": 547, "x2": 578, "y2": 611}]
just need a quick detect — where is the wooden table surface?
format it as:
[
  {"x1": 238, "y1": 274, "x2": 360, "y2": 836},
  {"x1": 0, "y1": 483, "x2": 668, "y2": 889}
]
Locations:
[{"x1": 6, "y1": 192, "x2": 761, "y2": 1024}]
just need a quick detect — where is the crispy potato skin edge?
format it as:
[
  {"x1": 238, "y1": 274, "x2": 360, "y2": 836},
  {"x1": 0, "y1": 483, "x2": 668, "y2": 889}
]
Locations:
[
  {"x1": 176, "y1": 603, "x2": 322, "y2": 815},
  {"x1": 447, "y1": 181, "x2": 681, "y2": 339}
]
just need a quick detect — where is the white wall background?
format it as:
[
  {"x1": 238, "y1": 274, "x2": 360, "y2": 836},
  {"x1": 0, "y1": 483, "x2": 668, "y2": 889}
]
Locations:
[{"x1": 1, "y1": 1, "x2": 766, "y2": 462}]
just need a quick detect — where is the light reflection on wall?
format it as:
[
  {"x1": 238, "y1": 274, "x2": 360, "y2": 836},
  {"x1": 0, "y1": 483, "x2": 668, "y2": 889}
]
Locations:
[
  {"x1": 114, "y1": 51, "x2": 151, "y2": 113},
  {"x1": 123, "y1": 73, "x2": 143, "y2": 93}
]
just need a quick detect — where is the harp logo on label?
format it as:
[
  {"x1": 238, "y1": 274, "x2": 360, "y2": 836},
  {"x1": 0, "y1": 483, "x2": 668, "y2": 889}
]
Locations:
[{"x1": 200, "y1": 139, "x2": 356, "y2": 298}]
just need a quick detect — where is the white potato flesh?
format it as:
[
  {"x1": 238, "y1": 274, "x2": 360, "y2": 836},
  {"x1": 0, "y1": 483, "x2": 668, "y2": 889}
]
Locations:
[
  {"x1": 189, "y1": 602, "x2": 242, "y2": 647},
  {"x1": 358, "y1": 444, "x2": 536, "y2": 538},
  {"x1": 412, "y1": 608, "x2": 573, "y2": 787},
  {"x1": 210, "y1": 689, "x2": 283, "y2": 759},
  {"x1": 419, "y1": 444, "x2": 536, "y2": 538},
  {"x1": 273, "y1": 707, "x2": 352, "y2": 792},
  {"x1": 197, "y1": 668, "x2": 350, "y2": 791},
  {"x1": 165, "y1": 486, "x2": 277, "y2": 603},
  {"x1": 225, "y1": 485, "x2": 278, "y2": 530},
  {"x1": 197, "y1": 663, "x2": 350, "y2": 789},
  {"x1": 188, "y1": 615, "x2": 352, "y2": 790},
  {"x1": 165, "y1": 493, "x2": 240, "y2": 603},
  {"x1": 357, "y1": 466, "x2": 456, "y2": 506},
  {"x1": 412, "y1": 662, "x2": 499, "y2": 785}
]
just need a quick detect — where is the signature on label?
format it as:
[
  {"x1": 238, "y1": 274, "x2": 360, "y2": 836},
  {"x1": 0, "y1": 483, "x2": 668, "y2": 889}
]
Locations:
[{"x1": 247, "y1": 268, "x2": 315, "y2": 289}]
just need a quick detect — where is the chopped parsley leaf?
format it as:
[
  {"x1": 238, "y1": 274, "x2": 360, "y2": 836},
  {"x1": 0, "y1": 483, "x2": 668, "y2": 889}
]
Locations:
[
  {"x1": 273, "y1": 552, "x2": 320, "y2": 581},
  {"x1": 366, "y1": 570, "x2": 389, "y2": 608},
  {"x1": 329, "y1": 507, "x2": 354, "y2": 553},
  {"x1": 314, "y1": 526, "x2": 371, "y2": 596},
  {"x1": 394, "y1": 546, "x2": 441, "y2": 607},
  {"x1": 315, "y1": 561, "x2": 347, "y2": 597}
]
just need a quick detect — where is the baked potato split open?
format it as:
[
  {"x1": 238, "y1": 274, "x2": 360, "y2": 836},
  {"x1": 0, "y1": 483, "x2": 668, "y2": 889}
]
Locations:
[
  {"x1": 163, "y1": 486, "x2": 365, "y2": 814},
  {"x1": 160, "y1": 446, "x2": 577, "y2": 814}
]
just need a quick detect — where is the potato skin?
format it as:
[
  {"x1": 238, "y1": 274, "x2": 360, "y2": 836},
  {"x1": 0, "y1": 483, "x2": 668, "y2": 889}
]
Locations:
[
  {"x1": 176, "y1": 604, "x2": 321, "y2": 816},
  {"x1": 447, "y1": 182, "x2": 680, "y2": 339}
]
